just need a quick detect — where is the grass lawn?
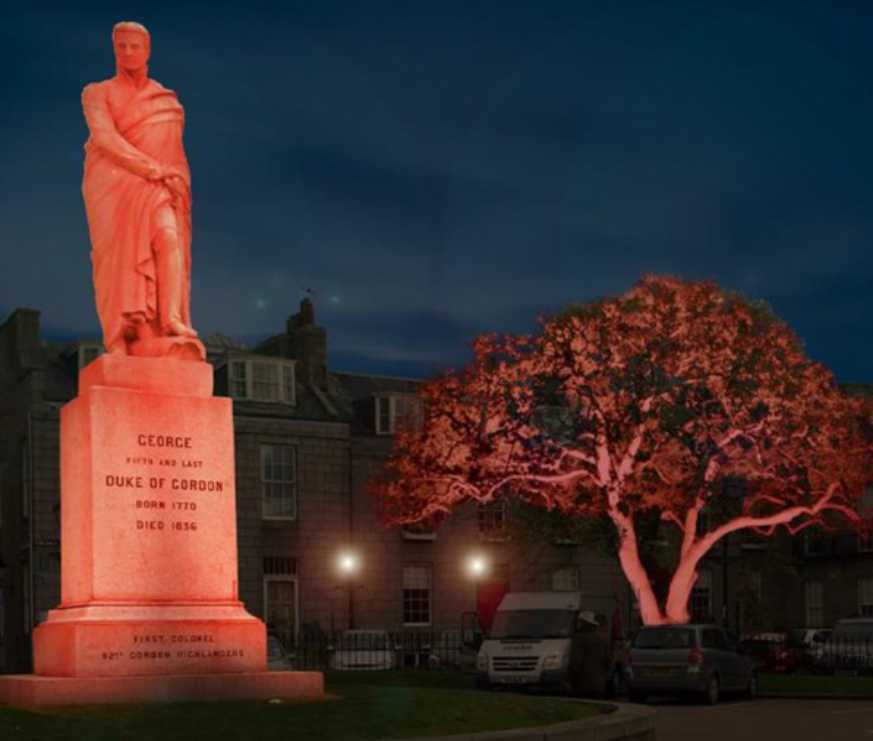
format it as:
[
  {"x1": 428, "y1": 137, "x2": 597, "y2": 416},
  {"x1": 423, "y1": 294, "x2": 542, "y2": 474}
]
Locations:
[
  {"x1": 758, "y1": 673, "x2": 873, "y2": 697},
  {"x1": 0, "y1": 671, "x2": 602, "y2": 741}
]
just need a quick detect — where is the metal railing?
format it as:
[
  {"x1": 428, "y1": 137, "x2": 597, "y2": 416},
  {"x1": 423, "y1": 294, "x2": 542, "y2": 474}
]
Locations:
[
  {"x1": 274, "y1": 630, "x2": 477, "y2": 672},
  {"x1": 737, "y1": 635, "x2": 873, "y2": 675}
]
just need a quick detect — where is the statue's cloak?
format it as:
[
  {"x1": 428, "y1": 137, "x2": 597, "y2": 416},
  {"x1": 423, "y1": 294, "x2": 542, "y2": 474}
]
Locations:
[{"x1": 82, "y1": 75, "x2": 191, "y2": 350}]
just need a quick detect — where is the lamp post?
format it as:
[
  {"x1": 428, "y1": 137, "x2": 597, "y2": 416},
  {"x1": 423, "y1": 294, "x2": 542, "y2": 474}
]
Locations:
[
  {"x1": 337, "y1": 551, "x2": 359, "y2": 630},
  {"x1": 467, "y1": 554, "x2": 489, "y2": 617},
  {"x1": 463, "y1": 553, "x2": 489, "y2": 648}
]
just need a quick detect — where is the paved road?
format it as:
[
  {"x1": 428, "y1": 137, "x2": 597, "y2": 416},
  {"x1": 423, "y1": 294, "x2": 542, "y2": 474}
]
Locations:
[{"x1": 645, "y1": 698, "x2": 873, "y2": 741}]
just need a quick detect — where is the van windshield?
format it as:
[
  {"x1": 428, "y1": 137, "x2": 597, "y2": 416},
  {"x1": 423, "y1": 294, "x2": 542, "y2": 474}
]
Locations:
[{"x1": 490, "y1": 609, "x2": 576, "y2": 639}]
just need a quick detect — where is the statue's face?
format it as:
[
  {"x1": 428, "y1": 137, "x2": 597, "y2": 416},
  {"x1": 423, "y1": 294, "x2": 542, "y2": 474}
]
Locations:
[{"x1": 113, "y1": 31, "x2": 150, "y2": 73}]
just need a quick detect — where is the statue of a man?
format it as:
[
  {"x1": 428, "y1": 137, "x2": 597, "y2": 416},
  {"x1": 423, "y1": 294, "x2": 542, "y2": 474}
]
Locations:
[{"x1": 82, "y1": 21, "x2": 202, "y2": 359}]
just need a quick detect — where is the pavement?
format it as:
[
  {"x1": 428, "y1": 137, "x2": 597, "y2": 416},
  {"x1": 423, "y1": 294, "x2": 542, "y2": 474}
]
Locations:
[{"x1": 649, "y1": 697, "x2": 873, "y2": 741}]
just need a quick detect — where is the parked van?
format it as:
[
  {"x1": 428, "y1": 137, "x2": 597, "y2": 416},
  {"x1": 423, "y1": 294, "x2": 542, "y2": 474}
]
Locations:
[{"x1": 472, "y1": 592, "x2": 620, "y2": 695}]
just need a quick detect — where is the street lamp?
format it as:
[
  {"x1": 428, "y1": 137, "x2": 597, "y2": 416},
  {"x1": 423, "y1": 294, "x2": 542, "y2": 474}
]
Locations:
[
  {"x1": 462, "y1": 554, "x2": 489, "y2": 649},
  {"x1": 337, "y1": 550, "x2": 359, "y2": 630},
  {"x1": 467, "y1": 554, "x2": 488, "y2": 579}
]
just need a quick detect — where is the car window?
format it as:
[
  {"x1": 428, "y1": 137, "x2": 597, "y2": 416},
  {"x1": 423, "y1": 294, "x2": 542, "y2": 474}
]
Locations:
[
  {"x1": 633, "y1": 627, "x2": 694, "y2": 649},
  {"x1": 702, "y1": 629, "x2": 727, "y2": 650},
  {"x1": 833, "y1": 623, "x2": 873, "y2": 641}
]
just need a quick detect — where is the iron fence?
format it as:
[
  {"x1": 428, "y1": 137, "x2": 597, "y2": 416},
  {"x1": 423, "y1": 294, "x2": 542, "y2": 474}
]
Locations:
[
  {"x1": 274, "y1": 630, "x2": 477, "y2": 672},
  {"x1": 274, "y1": 629, "x2": 873, "y2": 677},
  {"x1": 737, "y1": 635, "x2": 873, "y2": 675}
]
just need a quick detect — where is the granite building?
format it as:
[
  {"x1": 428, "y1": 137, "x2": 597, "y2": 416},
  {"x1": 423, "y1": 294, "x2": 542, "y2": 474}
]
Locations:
[{"x1": 0, "y1": 302, "x2": 629, "y2": 673}]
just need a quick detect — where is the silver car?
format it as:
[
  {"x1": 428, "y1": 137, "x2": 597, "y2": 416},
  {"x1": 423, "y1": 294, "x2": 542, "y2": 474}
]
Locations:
[
  {"x1": 329, "y1": 630, "x2": 398, "y2": 671},
  {"x1": 625, "y1": 624, "x2": 755, "y2": 704}
]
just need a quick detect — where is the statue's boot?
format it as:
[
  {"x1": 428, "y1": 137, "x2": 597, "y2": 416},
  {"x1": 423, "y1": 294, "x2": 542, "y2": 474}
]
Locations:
[{"x1": 155, "y1": 226, "x2": 198, "y2": 339}]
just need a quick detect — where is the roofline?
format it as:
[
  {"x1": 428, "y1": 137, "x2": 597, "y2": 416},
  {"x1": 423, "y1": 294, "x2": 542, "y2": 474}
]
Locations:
[{"x1": 331, "y1": 369, "x2": 423, "y2": 383}]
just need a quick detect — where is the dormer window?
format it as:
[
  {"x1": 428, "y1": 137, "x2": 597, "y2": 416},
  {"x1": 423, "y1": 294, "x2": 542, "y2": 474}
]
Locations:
[
  {"x1": 227, "y1": 358, "x2": 296, "y2": 405},
  {"x1": 77, "y1": 342, "x2": 105, "y2": 370},
  {"x1": 375, "y1": 394, "x2": 423, "y2": 435}
]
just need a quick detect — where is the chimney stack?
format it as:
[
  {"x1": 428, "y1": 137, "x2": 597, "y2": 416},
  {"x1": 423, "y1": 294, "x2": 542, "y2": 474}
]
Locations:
[{"x1": 286, "y1": 298, "x2": 327, "y2": 388}]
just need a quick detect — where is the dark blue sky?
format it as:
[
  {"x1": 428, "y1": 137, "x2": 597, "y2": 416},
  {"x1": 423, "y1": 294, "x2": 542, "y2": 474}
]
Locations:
[{"x1": 1, "y1": 0, "x2": 871, "y2": 380}]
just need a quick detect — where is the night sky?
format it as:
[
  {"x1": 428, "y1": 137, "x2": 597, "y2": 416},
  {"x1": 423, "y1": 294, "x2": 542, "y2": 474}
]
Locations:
[{"x1": 1, "y1": 0, "x2": 871, "y2": 380}]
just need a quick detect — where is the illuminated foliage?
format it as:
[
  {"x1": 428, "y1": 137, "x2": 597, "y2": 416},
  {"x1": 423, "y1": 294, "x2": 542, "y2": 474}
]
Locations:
[{"x1": 374, "y1": 276, "x2": 872, "y2": 624}]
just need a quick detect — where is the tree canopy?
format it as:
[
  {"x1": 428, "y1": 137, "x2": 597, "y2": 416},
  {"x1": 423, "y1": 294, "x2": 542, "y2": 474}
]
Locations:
[{"x1": 374, "y1": 276, "x2": 872, "y2": 624}]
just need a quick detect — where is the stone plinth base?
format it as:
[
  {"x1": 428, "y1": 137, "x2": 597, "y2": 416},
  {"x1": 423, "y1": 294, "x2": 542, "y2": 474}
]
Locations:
[
  {"x1": 34, "y1": 604, "x2": 266, "y2": 677},
  {"x1": 0, "y1": 671, "x2": 324, "y2": 706}
]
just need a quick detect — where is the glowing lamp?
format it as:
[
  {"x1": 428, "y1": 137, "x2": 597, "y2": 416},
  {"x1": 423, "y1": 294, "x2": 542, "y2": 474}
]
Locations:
[
  {"x1": 338, "y1": 551, "x2": 359, "y2": 576},
  {"x1": 467, "y1": 554, "x2": 488, "y2": 578}
]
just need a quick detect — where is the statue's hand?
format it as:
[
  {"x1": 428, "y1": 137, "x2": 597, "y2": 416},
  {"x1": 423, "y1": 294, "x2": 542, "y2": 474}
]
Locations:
[{"x1": 161, "y1": 167, "x2": 191, "y2": 208}]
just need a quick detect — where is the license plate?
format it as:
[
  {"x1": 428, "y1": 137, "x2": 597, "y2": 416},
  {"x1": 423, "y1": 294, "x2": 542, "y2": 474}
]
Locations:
[
  {"x1": 835, "y1": 669, "x2": 859, "y2": 676},
  {"x1": 494, "y1": 675, "x2": 533, "y2": 684},
  {"x1": 646, "y1": 667, "x2": 674, "y2": 677}
]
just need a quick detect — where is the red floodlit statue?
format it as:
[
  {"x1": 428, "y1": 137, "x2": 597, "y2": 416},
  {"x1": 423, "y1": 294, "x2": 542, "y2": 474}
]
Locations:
[
  {"x1": 374, "y1": 276, "x2": 872, "y2": 625},
  {"x1": 82, "y1": 21, "x2": 202, "y2": 360}
]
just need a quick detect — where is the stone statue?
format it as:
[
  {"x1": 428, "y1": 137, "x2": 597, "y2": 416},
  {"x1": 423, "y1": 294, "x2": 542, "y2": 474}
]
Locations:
[{"x1": 82, "y1": 21, "x2": 204, "y2": 361}]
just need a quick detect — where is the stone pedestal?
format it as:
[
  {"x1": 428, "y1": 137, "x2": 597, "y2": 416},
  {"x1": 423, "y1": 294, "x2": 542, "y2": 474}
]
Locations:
[{"x1": 0, "y1": 355, "x2": 322, "y2": 705}]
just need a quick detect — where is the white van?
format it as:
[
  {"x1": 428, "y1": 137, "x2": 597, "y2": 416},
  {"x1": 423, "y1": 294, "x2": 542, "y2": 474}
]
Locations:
[{"x1": 473, "y1": 592, "x2": 620, "y2": 695}]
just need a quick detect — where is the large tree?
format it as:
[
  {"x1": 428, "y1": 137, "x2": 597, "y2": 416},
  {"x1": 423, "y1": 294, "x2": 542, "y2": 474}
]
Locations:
[{"x1": 374, "y1": 276, "x2": 872, "y2": 625}]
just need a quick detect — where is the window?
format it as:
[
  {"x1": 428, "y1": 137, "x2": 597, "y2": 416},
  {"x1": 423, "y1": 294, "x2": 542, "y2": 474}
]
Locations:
[
  {"x1": 702, "y1": 628, "x2": 728, "y2": 650},
  {"x1": 804, "y1": 528, "x2": 826, "y2": 556},
  {"x1": 805, "y1": 580, "x2": 824, "y2": 627},
  {"x1": 375, "y1": 395, "x2": 423, "y2": 435},
  {"x1": 402, "y1": 564, "x2": 431, "y2": 626},
  {"x1": 551, "y1": 565, "x2": 579, "y2": 592},
  {"x1": 263, "y1": 556, "x2": 297, "y2": 577},
  {"x1": 230, "y1": 360, "x2": 247, "y2": 398},
  {"x1": 78, "y1": 342, "x2": 104, "y2": 369},
  {"x1": 261, "y1": 445, "x2": 297, "y2": 519},
  {"x1": 747, "y1": 571, "x2": 763, "y2": 603},
  {"x1": 228, "y1": 359, "x2": 295, "y2": 405},
  {"x1": 859, "y1": 578, "x2": 873, "y2": 618},
  {"x1": 689, "y1": 569, "x2": 712, "y2": 622},
  {"x1": 264, "y1": 577, "x2": 298, "y2": 648},
  {"x1": 478, "y1": 499, "x2": 507, "y2": 540}
]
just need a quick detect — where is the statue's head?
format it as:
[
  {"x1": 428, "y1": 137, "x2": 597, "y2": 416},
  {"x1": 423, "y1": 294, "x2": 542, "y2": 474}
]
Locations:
[{"x1": 112, "y1": 21, "x2": 150, "y2": 74}]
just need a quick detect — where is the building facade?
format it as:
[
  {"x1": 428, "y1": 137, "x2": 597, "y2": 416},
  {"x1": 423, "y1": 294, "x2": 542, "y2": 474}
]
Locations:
[{"x1": 0, "y1": 303, "x2": 629, "y2": 673}]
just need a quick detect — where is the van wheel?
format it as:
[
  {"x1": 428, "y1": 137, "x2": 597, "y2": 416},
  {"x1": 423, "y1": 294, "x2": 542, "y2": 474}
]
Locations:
[{"x1": 702, "y1": 675, "x2": 720, "y2": 705}]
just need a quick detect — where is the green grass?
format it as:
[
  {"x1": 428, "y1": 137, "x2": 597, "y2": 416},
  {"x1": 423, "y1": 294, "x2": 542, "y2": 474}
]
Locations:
[
  {"x1": 758, "y1": 673, "x2": 873, "y2": 697},
  {"x1": 0, "y1": 671, "x2": 602, "y2": 741}
]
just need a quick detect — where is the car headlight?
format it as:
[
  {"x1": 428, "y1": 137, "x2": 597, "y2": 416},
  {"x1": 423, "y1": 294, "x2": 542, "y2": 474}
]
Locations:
[
  {"x1": 543, "y1": 651, "x2": 568, "y2": 670},
  {"x1": 477, "y1": 651, "x2": 489, "y2": 672}
]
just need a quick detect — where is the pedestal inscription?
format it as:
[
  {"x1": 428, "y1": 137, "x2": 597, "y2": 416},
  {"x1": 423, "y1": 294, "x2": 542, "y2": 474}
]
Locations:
[{"x1": 61, "y1": 383, "x2": 237, "y2": 604}]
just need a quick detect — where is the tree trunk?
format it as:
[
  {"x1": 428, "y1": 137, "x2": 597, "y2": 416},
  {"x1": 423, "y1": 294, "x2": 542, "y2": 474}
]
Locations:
[
  {"x1": 616, "y1": 525, "x2": 665, "y2": 626},
  {"x1": 663, "y1": 549, "x2": 707, "y2": 624}
]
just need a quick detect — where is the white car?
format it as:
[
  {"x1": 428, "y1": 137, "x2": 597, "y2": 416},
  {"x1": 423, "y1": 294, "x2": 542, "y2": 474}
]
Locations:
[
  {"x1": 329, "y1": 630, "x2": 397, "y2": 671},
  {"x1": 816, "y1": 619, "x2": 873, "y2": 675}
]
